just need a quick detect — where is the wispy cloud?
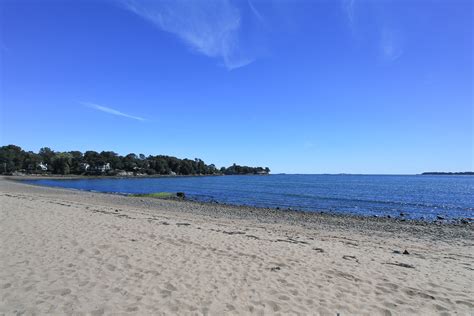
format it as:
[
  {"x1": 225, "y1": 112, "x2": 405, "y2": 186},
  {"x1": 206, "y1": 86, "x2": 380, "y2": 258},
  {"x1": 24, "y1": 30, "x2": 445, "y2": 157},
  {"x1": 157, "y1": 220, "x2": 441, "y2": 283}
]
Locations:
[
  {"x1": 342, "y1": 1, "x2": 404, "y2": 62},
  {"x1": 303, "y1": 141, "x2": 314, "y2": 149},
  {"x1": 81, "y1": 102, "x2": 145, "y2": 121},
  {"x1": 342, "y1": 0, "x2": 356, "y2": 28},
  {"x1": 120, "y1": 0, "x2": 254, "y2": 70},
  {"x1": 247, "y1": 0, "x2": 265, "y2": 26},
  {"x1": 380, "y1": 28, "x2": 403, "y2": 61}
]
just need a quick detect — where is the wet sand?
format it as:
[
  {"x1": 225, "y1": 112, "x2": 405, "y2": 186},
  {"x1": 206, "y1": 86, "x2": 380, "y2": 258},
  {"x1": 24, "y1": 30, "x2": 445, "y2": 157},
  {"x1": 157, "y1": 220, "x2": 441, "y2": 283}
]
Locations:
[{"x1": 0, "y1": 178, "x2": 473, "y2": 315}]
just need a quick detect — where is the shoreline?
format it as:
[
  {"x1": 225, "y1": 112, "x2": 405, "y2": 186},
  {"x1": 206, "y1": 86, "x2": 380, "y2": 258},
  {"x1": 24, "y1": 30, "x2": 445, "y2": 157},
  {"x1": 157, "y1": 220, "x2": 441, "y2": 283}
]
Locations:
[
  {"x1": 9, "y1": 176, "x2": 473, "y2": 226},
  {"x1": 1, "y1": 178, "x2": 473, "y2": 314},
  {"x1": 3, "y1": 176, "x2": 473, "y2": 240},
  {"x1": 3, "y1": 173, "x2": 226, "y2": 181}
]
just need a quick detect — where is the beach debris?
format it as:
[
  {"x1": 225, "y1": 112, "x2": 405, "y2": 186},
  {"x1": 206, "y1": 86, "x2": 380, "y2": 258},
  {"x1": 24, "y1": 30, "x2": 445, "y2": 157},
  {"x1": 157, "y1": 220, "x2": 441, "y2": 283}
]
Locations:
[
  {"x1": 384, "y1": 262, "x2": 415, "y2": 269},
  {"x1": 222, "y1": 231, "x2": 245, "y2": 235},
  {"x1": 342, "y1": 255, "x2": 359, "y2": 263},
  {"x1": 342, "y1": 241, "x2": 359, "y2": 247},
  {"x1": 270, "y1": 266, "x2": 281, "y2": 272},
  {"x1": 176, "y1": 192, "x2": 185, "y2": 198},
  {"x1": 176, "y1": 222, "x2": 190, "y2": 226},
  {"x1": 275, "y1": 238, "x2": 309, "y2": 245},
  {"x1": 246, "y1": 235, "x2": 260, "y2": 240},
  {"x1": 313, "y1": 247, "x2": 324, "y2": 253},
  {"x1": 160, "y1": 221, "x2": 170, "y2": 225},
  {"x1": 437, "y1": 215, "x2": 445, "y2": 220},
  {"x1": 210, "y1": 228, "x2": 246, "y2": 236},
  {"x1": 393, "y1": 249, "x2": 410, "y2": 255}
]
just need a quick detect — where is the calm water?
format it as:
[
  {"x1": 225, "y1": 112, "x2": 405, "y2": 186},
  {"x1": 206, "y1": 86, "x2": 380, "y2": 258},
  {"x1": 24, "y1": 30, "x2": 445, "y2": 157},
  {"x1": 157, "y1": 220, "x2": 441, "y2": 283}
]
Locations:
[{"x1": 26, "y1": 175, "x2": 474, "y2": 220}]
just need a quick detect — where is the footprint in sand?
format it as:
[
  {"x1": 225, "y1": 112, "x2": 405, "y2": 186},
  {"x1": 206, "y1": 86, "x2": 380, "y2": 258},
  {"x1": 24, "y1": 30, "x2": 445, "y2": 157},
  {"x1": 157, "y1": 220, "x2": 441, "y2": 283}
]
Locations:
[
  {"x1": 165, "y1": 282, "x2": 177, "y2": 291},
  {"x1": 106, "y1": 264, "x2": 116, "y2": 271},
  {"x1": 50, "y1": 288, "x2": 71, "y2": 296},
  {"x1": 90, "y1": 308, "x2": 105, "y2": 316}
]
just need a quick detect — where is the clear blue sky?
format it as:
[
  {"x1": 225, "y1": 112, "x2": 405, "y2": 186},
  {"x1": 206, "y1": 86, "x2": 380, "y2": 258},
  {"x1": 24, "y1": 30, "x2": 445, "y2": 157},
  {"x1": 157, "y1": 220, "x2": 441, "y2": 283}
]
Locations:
[{"x1": 1, "y1": 0, "x2": 472, "y2": 174}]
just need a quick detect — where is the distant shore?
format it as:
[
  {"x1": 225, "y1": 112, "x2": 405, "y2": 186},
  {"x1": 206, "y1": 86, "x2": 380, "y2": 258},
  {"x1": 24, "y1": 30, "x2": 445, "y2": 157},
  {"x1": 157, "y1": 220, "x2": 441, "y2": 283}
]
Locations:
[{"x1": 421, "y1": 172, "x2": 474, "y2": 176}]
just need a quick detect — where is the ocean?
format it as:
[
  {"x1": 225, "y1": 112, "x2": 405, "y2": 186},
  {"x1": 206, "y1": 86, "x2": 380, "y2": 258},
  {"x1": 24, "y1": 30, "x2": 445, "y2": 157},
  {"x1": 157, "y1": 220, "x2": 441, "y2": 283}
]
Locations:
[{"x1": 25, "y1": 174, "x2": 473, "y2": 221}]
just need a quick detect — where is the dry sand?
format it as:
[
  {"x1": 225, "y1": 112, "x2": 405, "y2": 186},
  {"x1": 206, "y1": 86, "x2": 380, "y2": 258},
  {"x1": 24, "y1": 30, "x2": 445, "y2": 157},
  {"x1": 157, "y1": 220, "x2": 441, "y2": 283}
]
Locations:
[{"x1": 0, "y1": 178, "x2": 473, "y2": 315}]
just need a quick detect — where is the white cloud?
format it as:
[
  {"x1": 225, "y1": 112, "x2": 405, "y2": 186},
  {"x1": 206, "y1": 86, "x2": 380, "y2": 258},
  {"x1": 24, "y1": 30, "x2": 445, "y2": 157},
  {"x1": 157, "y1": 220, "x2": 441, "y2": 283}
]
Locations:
[
  {"x1": 121, "y1": 0, "x2": 254, "y2": 70},
  {"x1": 81, "y1": 102, "x2": 145, "y2": 121}
]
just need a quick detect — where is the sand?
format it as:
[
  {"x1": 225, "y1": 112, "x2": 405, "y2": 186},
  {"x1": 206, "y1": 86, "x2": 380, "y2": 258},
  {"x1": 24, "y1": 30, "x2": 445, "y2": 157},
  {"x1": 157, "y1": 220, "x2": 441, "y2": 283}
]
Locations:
[{"x1": 0, "y1": 178, "x2": 473, "y2": 315}]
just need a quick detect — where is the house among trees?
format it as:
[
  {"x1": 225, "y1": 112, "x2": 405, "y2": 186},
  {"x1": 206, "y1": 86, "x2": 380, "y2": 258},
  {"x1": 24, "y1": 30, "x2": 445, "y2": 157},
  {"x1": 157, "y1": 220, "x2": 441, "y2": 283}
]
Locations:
[
  {"x1": 79, "y1": 163, "x2": 90, "y2": 172},
  {"x1": 93, "y1": 163, "x2": 111, "y2": 173},
  {"x1": 38, "y1": 162, "x2": 48, "y2": 171}
]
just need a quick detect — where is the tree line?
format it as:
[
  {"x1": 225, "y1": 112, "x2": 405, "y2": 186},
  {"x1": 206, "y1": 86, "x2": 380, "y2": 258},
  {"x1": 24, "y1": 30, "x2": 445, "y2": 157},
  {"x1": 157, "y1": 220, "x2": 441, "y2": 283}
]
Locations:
[{"x1": 0, "y1": 145, "x2": 270, "y2": 176}]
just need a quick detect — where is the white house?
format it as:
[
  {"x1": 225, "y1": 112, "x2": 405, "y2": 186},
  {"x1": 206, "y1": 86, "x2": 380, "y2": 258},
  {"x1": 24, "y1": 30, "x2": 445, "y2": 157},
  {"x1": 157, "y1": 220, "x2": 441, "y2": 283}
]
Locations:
[{"x1": 95, "y1": 163, "x2": 111, "y2": 173}]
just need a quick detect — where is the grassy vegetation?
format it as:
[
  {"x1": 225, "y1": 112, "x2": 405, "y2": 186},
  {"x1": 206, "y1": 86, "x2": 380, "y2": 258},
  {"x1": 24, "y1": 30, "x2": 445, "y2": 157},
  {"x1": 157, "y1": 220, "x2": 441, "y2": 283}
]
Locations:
[{"x1": 131, "y1": 192, "x2": 175, "y2": 199}]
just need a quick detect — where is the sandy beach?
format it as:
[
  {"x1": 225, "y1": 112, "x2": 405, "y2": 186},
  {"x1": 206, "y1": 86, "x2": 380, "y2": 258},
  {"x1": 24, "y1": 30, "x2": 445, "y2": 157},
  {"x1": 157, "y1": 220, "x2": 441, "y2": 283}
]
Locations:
[{"x1": 0, "y1": 178, "x2": 472, "y2": 315}]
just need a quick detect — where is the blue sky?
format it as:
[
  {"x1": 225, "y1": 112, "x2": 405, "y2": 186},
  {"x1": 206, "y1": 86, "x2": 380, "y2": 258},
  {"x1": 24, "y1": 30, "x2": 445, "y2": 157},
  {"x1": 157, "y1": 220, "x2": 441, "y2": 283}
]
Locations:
[{"x1": 1, "y1": 0, "x2": 472, "y2": 174}]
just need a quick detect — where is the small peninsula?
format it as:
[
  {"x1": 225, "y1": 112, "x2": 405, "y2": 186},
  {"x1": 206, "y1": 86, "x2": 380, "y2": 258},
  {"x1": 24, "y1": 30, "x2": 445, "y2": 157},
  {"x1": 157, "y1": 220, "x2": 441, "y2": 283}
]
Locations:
[{"x1": 0, "y1": 145, "x2": 270, "y2": 176}]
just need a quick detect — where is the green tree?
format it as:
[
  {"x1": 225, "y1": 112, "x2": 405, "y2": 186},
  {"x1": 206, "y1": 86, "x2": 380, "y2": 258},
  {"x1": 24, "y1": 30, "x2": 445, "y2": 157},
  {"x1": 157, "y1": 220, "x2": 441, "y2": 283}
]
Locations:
[
  {"x1": 0, "y1": 145, "x2": 25, "y2": 172},
  {"x1": 84, "y1": 151, "x2": 101, "y2": 168},
  {"x1": 100, "y1": 151, "x2": 122, "y2": 170},
  {"x1": 67, "y1": 151, "x2": 84, "y2": 174},
  {"x1": 39, "y1": 147, "x2": 55, "y2": 167},
  {"x1": 123, "y1": 153, "x2": 138, "y2": 171},
  {"x1": 23, "y1": 151, "x2": 42, "y2": 172},
  {"x1": 51, "y1": 153, "x2": 72, "y2": 175}
]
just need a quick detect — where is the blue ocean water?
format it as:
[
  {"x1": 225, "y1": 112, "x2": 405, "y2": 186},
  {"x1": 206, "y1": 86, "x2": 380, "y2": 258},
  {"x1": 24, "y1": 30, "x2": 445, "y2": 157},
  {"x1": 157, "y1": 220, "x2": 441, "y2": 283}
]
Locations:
[{"x1": 25, "y1": 174, "x2": 474, "y2": 220}]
